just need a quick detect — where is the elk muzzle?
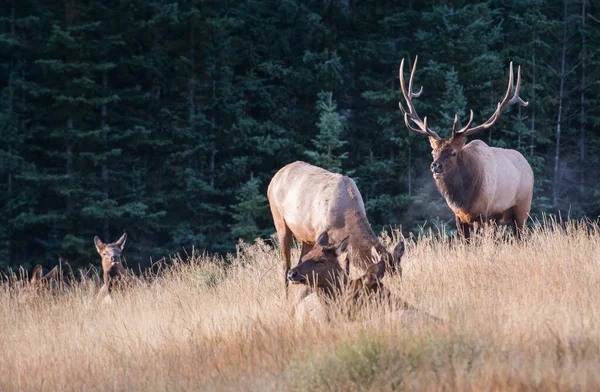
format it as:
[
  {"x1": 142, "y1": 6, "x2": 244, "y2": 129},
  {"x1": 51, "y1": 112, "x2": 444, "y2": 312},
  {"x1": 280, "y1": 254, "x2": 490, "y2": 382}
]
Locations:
[
  {"x1": 430, "y1": 161, "x2": 443, "y2": 177},
  {"x1": 287, "y1": 269, "x2": 306, "y2": 284}
]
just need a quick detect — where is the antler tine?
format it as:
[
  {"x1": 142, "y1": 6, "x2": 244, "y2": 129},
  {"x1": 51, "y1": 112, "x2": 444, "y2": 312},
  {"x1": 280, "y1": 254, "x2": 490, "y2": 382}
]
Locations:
[
  {"x1": 398, "y1": 56, "x2": 441, "y2": 140},
  {"x1": 408, "y1": 56, "x2": 422, "y2": 98},
  {"x1": 455, "y1": 110, "x2": 474, "y2": 135},
  {"x1": 501, "y1": 61, "x2": 515, "y2": 106},
  {"x1": 455, "y1": 61, "x2": 529, "y2": 138},
  {"x1": 510, "y1": 65, "x2": 529, "y2": 106},
  {"x1": 451, "y1": 114, "x2": 458, "y2": 135},
  {"x1": 403, "y1": 113, "x2": 424, "y2": 135}
]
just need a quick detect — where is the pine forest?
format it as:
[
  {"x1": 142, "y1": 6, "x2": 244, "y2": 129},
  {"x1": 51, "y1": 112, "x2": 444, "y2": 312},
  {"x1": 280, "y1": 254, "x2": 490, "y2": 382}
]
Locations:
[{"x1": 1, "y1": 0, "x2": 599, "y2": 271}]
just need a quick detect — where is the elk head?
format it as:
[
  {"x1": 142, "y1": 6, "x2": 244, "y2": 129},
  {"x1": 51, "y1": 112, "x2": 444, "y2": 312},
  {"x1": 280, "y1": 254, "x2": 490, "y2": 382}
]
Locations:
[
  {"x1": 94, "y1": 233, "x2": 127, "y2": 279},
  {"x1": 29, "y1": 264, "x2": 59, "y2": 288},
  {"x1": 398, "y1": 56, "x2": 528, "y2": 180},
  {"x1": 347, "y1": 242, "x2": 404, "y2": 300},
  {"x1": 286, "y1": 232, "x2": 350, "y2": 289}
]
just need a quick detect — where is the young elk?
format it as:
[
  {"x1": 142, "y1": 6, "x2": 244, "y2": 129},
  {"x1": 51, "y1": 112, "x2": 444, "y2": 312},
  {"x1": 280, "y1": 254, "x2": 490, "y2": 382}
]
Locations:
[
  {"x1": 268, "y1": 161, "x2": 401, "y2": 295},
  {"x1": 94, "y1": 233, "x2": 128, "y2": 302},
  {"x1": 398, "y1": 56, "x2": 534, "y2": 240},
  {"x1": 25, "y1": 264, "x2": 59, "y2": 294},
  {"x1": 288, "y1": 232, "x2": 413, "y2": 323},
  {"x1": 27, "y1": 264, "x2": 59, "y2": 291}
]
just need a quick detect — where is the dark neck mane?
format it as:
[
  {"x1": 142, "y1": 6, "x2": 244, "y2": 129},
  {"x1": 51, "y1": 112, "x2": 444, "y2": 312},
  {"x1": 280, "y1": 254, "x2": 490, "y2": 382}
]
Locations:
[{"x1": 434, "y1": 151, "x2": 481, "y2": 211}]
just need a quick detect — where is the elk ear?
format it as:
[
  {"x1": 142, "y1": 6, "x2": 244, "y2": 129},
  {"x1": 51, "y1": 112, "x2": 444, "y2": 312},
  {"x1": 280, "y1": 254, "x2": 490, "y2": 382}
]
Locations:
[
  {"x1": 335, "y1": 236, "x2": 350, "y2": 256},
  {"x1": 451, "y1": 134, "x2": 466, "y2": 149},
  {"x1": 44, "y1": 266, "x2": 59, "y2": 281},
  {"x1": 316, "y1": 232, "x2": 329, "y2": 247},
  {"x1": 115, "y1": 233, "x2": 127, "y2": 251},
  {"x1": 30, "y1": 265, "x2": 43, "y2": 283},
  {"x1": 94, "y1": 236, "x2": 105, "y2": 254},
  {"x1": 393, "y1": 241, "x2": 405, "y2": 263},
  {"x1": 371, "y1": 246, "x2": 381, "y2": 262}
]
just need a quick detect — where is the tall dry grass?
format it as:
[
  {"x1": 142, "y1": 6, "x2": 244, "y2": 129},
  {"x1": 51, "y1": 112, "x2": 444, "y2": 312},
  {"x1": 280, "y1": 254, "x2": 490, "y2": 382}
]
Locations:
[{"x1": 1, "y1": 220, "x2": 599, "y2": 391}]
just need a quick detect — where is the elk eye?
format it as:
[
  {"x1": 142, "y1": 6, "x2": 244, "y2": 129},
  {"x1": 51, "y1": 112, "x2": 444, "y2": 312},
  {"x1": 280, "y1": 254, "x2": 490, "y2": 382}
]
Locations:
[
  {"x1": 451, "y1": 151, "x2": 457, "y2": 157},
  {"x1": 314, "y1": 259, "x2": 325, "y2": 264}
]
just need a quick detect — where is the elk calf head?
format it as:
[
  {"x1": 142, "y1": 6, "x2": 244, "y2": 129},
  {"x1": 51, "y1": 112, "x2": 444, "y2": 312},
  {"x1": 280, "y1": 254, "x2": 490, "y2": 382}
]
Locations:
[
  {"x1": 287, "y1": 232, "x2": 350, "y2": 290},
  {"x1": 94, "y1": 233, "x2": 127, "y2": 281},
  {"x1": 348, "y1": 242, "x2": 404, "y2": 300},
  {"x1": 28, "y1": 264, "x2": 59, "y2": 290}
]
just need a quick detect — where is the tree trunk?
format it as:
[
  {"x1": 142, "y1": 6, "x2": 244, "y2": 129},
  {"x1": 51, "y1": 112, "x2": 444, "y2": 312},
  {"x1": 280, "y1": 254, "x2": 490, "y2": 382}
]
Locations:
[
  {"x1": 579, "y1": 0, "x2": 586, "y2": 194},
  {"x1": 188, "y1": 21, "x2": 196, "y2": 170},
  {"x1": 553, "y1": 0, "x2": 568, "y2": 208},
  {"x1": 101, "y1": 70, "x2": 109, "y2": 240},
  {"x1": 530, "y1": 50, "x2": 536, "y2": 157},
  {"x1": 407, "y1": 142, "x2": 412, "y2": 197},
  {"x1": 66, "y1": 116, "x2": 74, "y2": 215},
  {"x1": 210, "y1": 79, "x2": 216, "y2": 188},
  {"x1": 210, "y1": 150, "x2": 216, "y2": 188},
  {"x1": 7, "y1": 4, "x2": 14, "y2": 262}
]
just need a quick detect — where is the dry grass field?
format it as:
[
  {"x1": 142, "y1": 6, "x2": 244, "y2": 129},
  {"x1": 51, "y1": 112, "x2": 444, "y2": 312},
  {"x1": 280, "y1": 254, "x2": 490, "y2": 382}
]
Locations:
[{"x1": 1, "y1": 219, "x2": 600, "y2": 391}]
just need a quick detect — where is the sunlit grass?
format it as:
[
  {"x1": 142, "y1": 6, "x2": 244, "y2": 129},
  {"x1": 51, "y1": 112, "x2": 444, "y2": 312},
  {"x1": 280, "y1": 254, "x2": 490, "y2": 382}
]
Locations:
[{"x1": 1, "y1": 220, "x2": 599, "y2": 391}]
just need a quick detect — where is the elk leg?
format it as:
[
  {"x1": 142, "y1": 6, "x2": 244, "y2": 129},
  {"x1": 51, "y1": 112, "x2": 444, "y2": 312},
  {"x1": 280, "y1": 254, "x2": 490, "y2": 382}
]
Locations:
[
  {"x1": 501, "y1": 208, "x2": 518, "y2": 240},
  {"x1": 96, "y1": 283, "x2": 110, "y2": 304},
  {"x1": 456, "y1": 216, "x2": 472, "y2": 241},
  {"x1": 278, "y1": 227, "x2": 292, "y2": 295},
  {"x1": 512, "y1": 204, "x2": 531, "y2": 241},
  {"x1": 271, "y1": 205, "x2": 293, "y2": 296},
  {"x1": 471, "y1": 220, "x2": 482, "y2": 237}
]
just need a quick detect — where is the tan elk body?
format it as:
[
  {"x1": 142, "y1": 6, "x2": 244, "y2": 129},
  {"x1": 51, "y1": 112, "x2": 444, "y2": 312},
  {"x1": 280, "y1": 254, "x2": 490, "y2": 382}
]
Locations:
[
  {"x1": 398, "y1": 57, "x2": 534, "y2": 239},
  {"x1": 268, "y1": 161, "x2": 400, "y2": 293}
]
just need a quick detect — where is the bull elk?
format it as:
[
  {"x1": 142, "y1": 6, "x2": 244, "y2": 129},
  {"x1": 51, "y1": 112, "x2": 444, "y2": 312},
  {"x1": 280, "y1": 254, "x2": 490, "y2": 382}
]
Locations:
[
  {"x1": 268, "y1": 161, "x2": 401, "y2": 295},
  {"x1": 398, "y1": 56, "x2": 534, "y2": 239}
]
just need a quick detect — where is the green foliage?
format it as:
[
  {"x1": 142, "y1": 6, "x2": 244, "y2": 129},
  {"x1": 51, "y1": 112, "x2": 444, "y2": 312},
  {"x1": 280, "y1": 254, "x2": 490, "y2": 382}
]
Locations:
[
  {"x1": 0, "y1": 0, "x2": 598, "y2": 271},
  {"x1": 305, "y1": 92, "x2": 347, "y2": 173},
  {"x1": 230, "y1": 176, "x2": 268, "y2": 242}
]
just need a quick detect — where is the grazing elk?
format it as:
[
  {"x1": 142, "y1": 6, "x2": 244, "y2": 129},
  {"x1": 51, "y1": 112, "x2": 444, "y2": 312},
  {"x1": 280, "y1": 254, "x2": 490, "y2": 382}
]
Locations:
[
  {"x1": 94, "y1": 233, "x2": 129, "y2": 303},
  {"x1": 268, "y1": 161, "x2": 401, "y2": 294},
  {"x1": 288, "y1": 233, "x2": 435, "y2": 324},
  {"x1": 398, "y1": 57, "x2": 534, "y2": 240}
]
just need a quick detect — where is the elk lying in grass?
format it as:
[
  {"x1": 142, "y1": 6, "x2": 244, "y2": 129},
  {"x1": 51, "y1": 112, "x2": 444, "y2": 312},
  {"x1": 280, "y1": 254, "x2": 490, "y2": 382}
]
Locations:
[
  {"x1": 3, "y1": 263, "x2": 63, "y2": 300},
  {"x1": 287, "y1": 232, "x2": 435, "y2": 324},
  {"x1": 268, "y1": 161, "x2": 401, "y2": 295},
  {"x1": 398, "y1": 56, "x2": 534, "y2": 240},
  {"x1": 94, "y1": 233, "x2": 134, "y2": 303},
  {"x1": 29, "y1": 264, "x2": 59, "y2": 288}
]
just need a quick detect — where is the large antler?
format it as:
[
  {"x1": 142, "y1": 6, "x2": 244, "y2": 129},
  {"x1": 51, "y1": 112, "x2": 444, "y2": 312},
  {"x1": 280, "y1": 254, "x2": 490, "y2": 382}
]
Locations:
[
  {"x1": 398, "y1": 56, "x2": 441, "y2": 140},
  {"x1": 453, "y1": 62, "x2": 528, "y2": 138}
]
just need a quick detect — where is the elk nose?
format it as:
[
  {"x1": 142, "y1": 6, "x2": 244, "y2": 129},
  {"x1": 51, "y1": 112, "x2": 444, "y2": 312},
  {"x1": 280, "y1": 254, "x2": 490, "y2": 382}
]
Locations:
[
  {"x1": 287, "y1": 270, "x2": 298, "y2": 281},
  {"x1": 111, "y1": 256, "x2": 119, "y2": 263},
  {"x1": 430, "y1": 162, "x2": 443, "y2": 174}
]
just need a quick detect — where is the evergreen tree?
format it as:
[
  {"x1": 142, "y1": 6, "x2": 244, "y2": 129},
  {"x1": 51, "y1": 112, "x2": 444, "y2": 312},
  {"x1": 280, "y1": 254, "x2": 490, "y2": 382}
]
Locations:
[
  {"x1": 0, "y1": 0, "x2": 599, "y2": 271},
  {"x1": 439, "y1": 67, "x2": 467, "y2": 131},
  {"x1": 230, "y1": 176, "x2": 268, "y2": 242},
  {"x1": 305, "y1": 92, "x2": 347, "y2": 172}
]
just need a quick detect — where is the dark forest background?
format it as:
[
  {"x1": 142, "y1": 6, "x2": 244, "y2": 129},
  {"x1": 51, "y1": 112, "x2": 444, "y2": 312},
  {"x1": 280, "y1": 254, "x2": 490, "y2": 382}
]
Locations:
[{"x1": 1, "y1": 0, "x2": 599, "y2": 271}]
